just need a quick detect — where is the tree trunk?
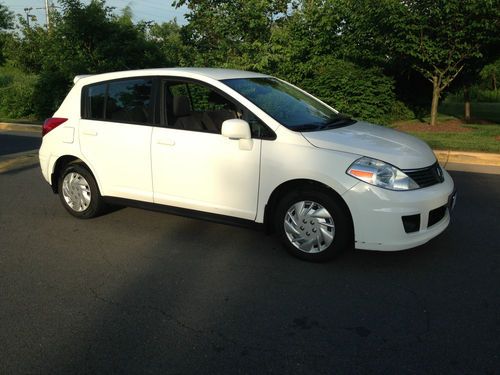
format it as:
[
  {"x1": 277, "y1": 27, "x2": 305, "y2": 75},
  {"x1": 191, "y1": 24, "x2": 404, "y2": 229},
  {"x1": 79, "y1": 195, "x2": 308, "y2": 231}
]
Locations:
[
  {"x1": 430, "y1": 77, "x2": 441, "y2": 126},
  {"x1": 464, "y1": 86, "x2": 471, "y2": 123}
]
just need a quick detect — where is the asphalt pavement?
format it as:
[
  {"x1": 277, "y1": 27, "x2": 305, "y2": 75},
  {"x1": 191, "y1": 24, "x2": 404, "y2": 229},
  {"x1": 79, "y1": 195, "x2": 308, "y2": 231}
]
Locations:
[
  {"x1": 0, "y1": 131, "x2": 41, "y2": 156},
  {"x1": 0, "y1": 137, "x2": 499, "y2": 373}
]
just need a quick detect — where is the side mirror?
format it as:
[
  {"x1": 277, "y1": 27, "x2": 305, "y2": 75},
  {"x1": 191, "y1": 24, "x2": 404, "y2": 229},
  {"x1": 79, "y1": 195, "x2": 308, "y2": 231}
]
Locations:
[{"x1": 221, "y1": 119, "x2": 251, "y2": 140}]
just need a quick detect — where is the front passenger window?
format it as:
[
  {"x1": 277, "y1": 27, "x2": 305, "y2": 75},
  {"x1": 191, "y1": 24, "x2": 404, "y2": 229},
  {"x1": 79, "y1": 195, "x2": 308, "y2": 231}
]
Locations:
[{"x1": 165, "y1": 81, "x2": 239, "y2": 133}]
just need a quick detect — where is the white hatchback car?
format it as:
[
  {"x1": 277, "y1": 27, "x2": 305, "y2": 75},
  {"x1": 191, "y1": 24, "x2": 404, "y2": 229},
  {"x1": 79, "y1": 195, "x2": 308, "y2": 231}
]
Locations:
[{"x1": 39, "y1": 68, "x2": 455, "y2": 261}]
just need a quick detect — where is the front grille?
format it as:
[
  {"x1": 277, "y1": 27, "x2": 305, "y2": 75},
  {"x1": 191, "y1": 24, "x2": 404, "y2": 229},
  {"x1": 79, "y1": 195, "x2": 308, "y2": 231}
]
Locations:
[
  {"x1": 404, "y1": 162, "x2": 444, "y2": 188},
  {"x1": 428, "y1": 205, "x2": 447, "y2": 227}
]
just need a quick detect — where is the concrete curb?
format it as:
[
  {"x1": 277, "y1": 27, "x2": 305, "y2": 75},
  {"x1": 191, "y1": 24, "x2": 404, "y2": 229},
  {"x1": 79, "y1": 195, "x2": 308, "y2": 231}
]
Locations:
[
  {"x1": 0, "y1": 122, "x2": 41, "y2": 133},
  {"x1": 434, "y1": 150, "x2": 500, "y2": 167},
  {"x1": 0, "y1": 150, "x2": 39, "y2": 174}
]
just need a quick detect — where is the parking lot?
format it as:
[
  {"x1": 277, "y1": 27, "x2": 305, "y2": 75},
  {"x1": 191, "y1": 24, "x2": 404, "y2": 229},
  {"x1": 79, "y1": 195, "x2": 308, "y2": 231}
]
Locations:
[{"x1": 1, "y1": 131, "x2": 499, "y2": 374}]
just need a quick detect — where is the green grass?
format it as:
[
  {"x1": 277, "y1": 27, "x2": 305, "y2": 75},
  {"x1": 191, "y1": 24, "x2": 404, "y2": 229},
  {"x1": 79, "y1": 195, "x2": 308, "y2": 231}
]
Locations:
[
  {"x1": 404, "y1": 124, "x2": 500, "y2": 153},
  {"x1": 439, "y1": 102, "x2": 500, "y2": 123}
]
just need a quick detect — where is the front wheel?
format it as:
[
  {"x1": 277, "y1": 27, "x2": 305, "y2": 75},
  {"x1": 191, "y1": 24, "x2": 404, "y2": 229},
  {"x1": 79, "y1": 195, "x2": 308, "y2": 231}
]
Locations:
[
  {"x1": 58, "y1": 163, "x2": 106, "y2": 219},
  {"x1": 275, "y1": 189, "x2": 353, "y2": 262}
]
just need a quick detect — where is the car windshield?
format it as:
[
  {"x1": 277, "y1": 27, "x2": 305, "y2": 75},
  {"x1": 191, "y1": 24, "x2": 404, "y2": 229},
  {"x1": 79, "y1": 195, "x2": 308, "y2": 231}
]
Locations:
[{"x1": 221, "y1": 77, "x2": 355, "y2": 131}]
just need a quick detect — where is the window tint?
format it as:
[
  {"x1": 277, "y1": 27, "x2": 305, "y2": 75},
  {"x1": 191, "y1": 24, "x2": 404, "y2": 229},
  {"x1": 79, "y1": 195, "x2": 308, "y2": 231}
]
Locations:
[
  {"x1": 87, "y1": 84, "x2": 106, "y2": 119},
  {"x1": 83, "y1": 78, "x2": 154, "y2": 124},
  {"x1": 106, "y1": 79, "x2": 153, "y2": 123}
]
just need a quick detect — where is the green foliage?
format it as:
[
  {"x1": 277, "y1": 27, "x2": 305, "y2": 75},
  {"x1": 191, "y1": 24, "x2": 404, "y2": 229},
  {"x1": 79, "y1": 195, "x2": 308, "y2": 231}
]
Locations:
[
  {"x1": 440, "y1": 101, "x2": 500, "y2": 123},
  {"x1": 480, "y1": 59, "x2": 500, "y2": 90},
  {"x1": 173, "y1": 0, "x2": 289, "y2": 69},
  {"x1": 0, "y1": 2, "x2": 13, "y2": 29},
  {"x1": 0, "y1": 66, "x2": 36, "y2": 118},
  {"x1": 0, "y1": 2, "x2": 13, "y2": 64},
  {"x1": 5, "y1": 0, "x2": 165, "y2": 118},
  {"x1": 149, "y1": 21, "x2": 185, "y2": 67},
  {"x1": 0, "y1": 0, "x2": 498, "y2": 126},
  {"x1": 298, "y1": 57, "x2": 411, "y2": 124}
]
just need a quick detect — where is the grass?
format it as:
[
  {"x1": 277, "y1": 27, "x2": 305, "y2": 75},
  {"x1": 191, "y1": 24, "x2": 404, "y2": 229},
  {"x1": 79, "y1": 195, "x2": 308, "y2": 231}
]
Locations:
[{"x1": 402, "y1": 124, "x2": 500, "y2": 153}]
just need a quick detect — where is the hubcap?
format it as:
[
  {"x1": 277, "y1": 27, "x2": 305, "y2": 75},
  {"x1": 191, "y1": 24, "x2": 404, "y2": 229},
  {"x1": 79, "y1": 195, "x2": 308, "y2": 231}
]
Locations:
[
  {"x1": 62, "y1": 172, "x2": 91, "y2": 212},
  {"x1": 284, "y1": 201, "x2": 335, "y2": 253}
]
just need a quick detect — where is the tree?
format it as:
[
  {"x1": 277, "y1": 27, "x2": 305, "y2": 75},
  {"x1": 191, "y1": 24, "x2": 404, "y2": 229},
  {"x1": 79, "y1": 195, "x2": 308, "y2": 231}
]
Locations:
[
  {"x1": 172, "y1": 0, "x2": 289, "y2": 69},
  {"x1": 6, "y1": 0, "x2": 164, "y2": 117},
  {"x1": 0, "y1": 2, "x2": 13, "y2": 63},
  {"x1": 386, "y1": 0, "x2": 499, "y2": 125},
  {"x1": 149, "y1": 21, "x2": 185, "y2": 67},
  {"x1": 0, "y1": 2, "x2": 12, "y2": 29}
]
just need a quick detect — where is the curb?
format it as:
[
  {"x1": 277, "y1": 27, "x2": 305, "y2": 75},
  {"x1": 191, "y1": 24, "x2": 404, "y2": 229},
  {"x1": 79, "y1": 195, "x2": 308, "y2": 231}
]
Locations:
[
  {"x1": 433, "y1": 150, "x2": 500, "y2": 167},
  {"x1": 0, "y1": 150, "x2": 39, "y2": 174},
  {"x1": 0, "y1": 122, "x2": 41, "y2": 133}
]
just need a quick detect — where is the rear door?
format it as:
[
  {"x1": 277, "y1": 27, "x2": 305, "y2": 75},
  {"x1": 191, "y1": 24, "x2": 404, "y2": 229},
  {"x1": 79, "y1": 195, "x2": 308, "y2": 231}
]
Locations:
[{"x1": 79, "y1": 77, "x2": 157, "y2": 202}]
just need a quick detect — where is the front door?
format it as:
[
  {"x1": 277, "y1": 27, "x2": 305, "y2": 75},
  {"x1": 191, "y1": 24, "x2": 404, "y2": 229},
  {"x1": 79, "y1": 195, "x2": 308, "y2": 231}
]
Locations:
[{"x1": 151, "y1": 79, "x2": 261, "y2": 220}]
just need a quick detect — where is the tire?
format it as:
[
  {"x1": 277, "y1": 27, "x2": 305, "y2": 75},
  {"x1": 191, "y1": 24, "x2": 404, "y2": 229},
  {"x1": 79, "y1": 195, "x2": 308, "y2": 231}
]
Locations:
[
  {"x1": 275, "y1": 188, "x2": 353, "y2": 262},
  {"x1": 58, "y1": 163, "x2": 106, "y2": 219}
]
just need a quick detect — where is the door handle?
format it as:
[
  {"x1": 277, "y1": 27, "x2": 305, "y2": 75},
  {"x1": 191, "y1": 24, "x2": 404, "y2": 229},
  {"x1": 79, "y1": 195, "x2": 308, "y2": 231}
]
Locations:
[
  {"x1": 157, "y1": 139, "x2": 175, "y2": 146},
  {"x1": 82, "y1": 130, "x2": 98, "y2": 136}
]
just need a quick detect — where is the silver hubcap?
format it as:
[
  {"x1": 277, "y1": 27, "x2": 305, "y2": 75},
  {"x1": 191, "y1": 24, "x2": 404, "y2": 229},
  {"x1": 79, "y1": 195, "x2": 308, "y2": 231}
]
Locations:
[
  {"x1": 284, "y1": 200, "x2": 335, "y2": 253},
  {"x1": 62, "y1": 172, "x2": 91, "y2": 212}
]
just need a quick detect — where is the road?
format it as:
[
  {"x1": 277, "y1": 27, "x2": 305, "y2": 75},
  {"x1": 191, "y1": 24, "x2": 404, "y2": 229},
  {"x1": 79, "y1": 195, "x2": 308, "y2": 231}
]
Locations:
[
  {"x1": 1, "y1": 132, "x2": 499, "y2": 374},
  {"x1": 0, "y1": 131, "x2": 41, "y2": 155}
]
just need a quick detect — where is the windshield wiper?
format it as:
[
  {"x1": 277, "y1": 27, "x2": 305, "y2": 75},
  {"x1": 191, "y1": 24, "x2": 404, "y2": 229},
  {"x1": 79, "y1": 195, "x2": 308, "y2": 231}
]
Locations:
[
  {"x1": 291, "y1": 124, "x2": 323, "y2": 132},
  {"x1": 319, "y1": 117, "x2": 356, "y2": 129}
]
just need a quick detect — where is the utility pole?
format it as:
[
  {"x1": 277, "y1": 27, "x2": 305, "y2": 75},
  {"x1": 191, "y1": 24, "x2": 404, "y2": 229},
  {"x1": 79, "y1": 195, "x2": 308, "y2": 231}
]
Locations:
[
  {"x1": 36, "y1": 0, "x2": 51, "y2": 29},
  {"x1": 44, "y1": 0, "x2": 50, "y2": 28}
]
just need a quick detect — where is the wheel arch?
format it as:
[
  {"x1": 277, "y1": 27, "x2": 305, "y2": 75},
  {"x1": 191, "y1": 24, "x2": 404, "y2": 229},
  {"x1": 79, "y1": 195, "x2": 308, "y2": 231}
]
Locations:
[
  {"x1": 263, "y1": 179, "x2": 353, "y2": 235},
  {"x1": 50, "y1": 155, "x2": 97, "y2": 194}
]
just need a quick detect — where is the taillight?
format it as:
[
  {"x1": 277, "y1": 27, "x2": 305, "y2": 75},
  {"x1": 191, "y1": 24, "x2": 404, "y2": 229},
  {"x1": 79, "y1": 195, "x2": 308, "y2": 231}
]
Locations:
[{"x1": 42, "y1": 117, "x2": 68, "y2": 136}]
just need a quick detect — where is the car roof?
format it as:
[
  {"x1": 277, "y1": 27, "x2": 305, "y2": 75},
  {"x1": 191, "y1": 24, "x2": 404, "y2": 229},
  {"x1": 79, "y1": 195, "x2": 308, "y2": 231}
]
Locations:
[{"x1": 74, "y1": 67, "x2": 270, "y2": 85}]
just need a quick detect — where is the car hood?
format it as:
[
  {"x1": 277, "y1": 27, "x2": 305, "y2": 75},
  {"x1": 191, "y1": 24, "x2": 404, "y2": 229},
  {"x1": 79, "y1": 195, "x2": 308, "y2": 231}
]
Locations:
[{"x1": 301, "y1": 121, "x2": 436, "y2": 170}]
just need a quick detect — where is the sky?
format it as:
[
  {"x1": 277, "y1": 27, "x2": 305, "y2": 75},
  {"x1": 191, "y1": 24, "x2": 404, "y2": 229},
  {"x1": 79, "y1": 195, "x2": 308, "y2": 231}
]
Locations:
[{"x1": 2, "y1": 0, "x2": 188, "y2": 26}]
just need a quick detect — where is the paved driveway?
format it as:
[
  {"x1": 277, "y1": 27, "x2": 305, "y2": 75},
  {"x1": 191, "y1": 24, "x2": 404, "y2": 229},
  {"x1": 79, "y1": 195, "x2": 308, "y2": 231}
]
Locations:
[{"x1": 1, "y1": 164, "x2": 499, "y2": 374}]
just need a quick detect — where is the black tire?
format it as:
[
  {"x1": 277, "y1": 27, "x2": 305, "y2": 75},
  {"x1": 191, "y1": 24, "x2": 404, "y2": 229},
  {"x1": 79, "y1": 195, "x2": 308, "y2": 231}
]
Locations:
[
  {"x1": 274, "y1": 188, "x2": 353, "y2": 262},
  {"x1": 58, "y1": 163, "x2": 106, "y2": 219}
]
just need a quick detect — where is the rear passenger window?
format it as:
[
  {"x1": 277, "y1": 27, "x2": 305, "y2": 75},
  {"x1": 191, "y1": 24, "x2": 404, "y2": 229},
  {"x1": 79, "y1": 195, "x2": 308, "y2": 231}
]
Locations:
[{"x1": 83, "y1": 78, "x2": 154, "y2": 125}]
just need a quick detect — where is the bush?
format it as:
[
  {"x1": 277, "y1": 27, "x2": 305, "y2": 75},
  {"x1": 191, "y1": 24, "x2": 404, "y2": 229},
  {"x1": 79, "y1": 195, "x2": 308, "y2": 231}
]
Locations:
[
  {"x1": 297, "y1": 57, "x2": 411, "y2": 124},
  {"x1": 0, "y1": 66, "x2": 37, "y2": 119}
]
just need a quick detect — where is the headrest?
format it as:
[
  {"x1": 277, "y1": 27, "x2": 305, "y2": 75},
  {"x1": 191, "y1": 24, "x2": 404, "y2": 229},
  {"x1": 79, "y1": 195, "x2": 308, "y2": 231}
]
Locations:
[
  {"x1": 208, "y1": 91, "x2": 229, "y2": 106},
  {"x1": 173, "y1": 96, "x2": 191, "y2": 117}
]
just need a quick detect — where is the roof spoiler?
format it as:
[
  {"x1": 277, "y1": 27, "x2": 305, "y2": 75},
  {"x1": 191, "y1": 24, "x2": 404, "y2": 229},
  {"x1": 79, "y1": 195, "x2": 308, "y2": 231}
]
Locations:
[{"x1": 73, "y1": 74, "x2": 93, "y2": 84}]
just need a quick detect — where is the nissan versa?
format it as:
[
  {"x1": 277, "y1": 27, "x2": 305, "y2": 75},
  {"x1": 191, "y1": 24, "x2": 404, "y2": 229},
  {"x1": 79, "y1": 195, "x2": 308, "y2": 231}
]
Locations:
[{"x1": 39, "y1": 68, "x2": 456, "y2": 261}]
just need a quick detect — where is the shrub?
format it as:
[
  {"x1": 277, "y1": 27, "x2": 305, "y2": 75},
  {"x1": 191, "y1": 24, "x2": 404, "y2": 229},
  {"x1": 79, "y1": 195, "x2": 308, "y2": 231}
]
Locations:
[
  {"x1": 0, "y1": 66, "x2": 37, "y2": 119},
  {"x1": 297, "y1": 57, "x2": 410, "y2": 124}
]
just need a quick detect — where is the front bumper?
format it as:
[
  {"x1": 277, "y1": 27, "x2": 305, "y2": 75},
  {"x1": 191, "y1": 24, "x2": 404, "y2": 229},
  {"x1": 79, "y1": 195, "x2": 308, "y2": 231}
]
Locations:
[{"x1": 342, "y1": 168, "x2": 455, "y2": 251}]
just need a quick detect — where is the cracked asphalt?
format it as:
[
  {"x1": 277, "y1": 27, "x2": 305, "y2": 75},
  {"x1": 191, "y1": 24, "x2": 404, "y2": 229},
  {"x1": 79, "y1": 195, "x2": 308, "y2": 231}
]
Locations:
[{"x1": 1, "y1": 147, "x2": 499, "y2": 373}]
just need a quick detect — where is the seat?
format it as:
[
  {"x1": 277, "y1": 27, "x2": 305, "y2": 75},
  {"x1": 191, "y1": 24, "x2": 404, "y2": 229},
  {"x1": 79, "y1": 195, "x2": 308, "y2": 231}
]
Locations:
[{"x1": 172, "y1": 96, "x2": 204, "y2": 131}]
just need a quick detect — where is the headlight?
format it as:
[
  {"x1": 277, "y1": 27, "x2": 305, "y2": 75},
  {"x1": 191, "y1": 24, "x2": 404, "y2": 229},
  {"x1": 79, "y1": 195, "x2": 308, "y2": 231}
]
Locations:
[{"x1": 346, "y1": 157, "x2": 419, "y2": 190}]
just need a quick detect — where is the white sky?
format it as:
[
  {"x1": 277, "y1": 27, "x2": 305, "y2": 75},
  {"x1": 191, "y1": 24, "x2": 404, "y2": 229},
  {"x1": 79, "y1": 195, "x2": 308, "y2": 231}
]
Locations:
[{"x1": 2, "y1": 0, "x2": 188, "y2": 26}]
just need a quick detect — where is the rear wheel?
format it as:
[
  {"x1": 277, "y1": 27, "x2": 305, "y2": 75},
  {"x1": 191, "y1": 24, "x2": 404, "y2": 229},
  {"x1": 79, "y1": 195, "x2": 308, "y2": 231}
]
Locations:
[
  {"x1": 58, "y1": 163, "x2": 106, "y2": 219},
  {"x1": 275, "y1": 189, "x2": 352, "y2": 262}
]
